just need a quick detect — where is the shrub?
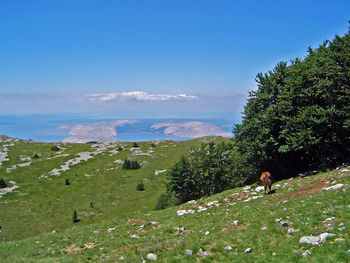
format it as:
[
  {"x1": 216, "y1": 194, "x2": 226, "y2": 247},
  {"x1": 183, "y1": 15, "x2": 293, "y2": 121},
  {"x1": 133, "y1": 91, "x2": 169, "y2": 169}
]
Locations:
[
  {"x1": 65, "y1": 179, "x2": 70, "y2": 185},
  {"x1": 50, "y1": 145, "x2": 60, "y2": 151},
  {"x1": 33, "y1": 153, "x2": 40, "y2": 159},
  {"x1": 154, "y1": 192, "x2": 179, "y2": 210},
  {"x1": 136, "y1": 182, "x2": 145, "y2": 191},
  {"x1": 0, "y1": 178, "x2": 7, "y2": 188},
  {"x1": 133, "y1": 142, "x2": 139, "y2": 148}
]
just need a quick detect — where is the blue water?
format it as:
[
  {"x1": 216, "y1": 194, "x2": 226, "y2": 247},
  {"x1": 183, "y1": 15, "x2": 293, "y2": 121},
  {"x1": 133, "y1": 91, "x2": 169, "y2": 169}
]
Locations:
[{"x1": 0, "y1": 114, "x2": 236, "y2": 142}]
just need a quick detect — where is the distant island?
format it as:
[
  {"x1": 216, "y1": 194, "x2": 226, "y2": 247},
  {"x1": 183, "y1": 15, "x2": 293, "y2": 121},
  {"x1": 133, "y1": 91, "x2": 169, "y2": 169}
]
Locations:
[{"x1": 59, "y1": 120, "x2": 232, "y2": 143}]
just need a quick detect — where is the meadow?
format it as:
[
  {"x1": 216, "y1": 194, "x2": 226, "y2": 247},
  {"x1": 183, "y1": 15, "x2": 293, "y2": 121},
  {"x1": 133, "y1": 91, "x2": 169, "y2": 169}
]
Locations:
[{"x1": 0, "y1": 136, "x2": 349, "y2": 262}]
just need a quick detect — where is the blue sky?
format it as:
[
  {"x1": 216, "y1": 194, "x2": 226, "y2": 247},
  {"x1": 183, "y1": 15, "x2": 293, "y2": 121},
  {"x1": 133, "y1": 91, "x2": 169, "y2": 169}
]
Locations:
[{"x1": 1, "y1": 0, "x2": 349, "y2": 118}]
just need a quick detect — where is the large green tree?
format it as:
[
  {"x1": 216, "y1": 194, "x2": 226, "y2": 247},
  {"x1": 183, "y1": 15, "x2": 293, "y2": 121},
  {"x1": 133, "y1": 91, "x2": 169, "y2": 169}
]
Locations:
[{"x1": 234, "y1": 30, "x2": 350, "y2": 180}]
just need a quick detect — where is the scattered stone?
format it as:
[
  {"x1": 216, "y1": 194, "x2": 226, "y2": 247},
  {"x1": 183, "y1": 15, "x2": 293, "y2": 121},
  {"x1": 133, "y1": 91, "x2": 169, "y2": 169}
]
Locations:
[
  {"x1": 261, "y1": 226, "x2": 267, "y2": 230},
  {"x1": 287, "y1": 228, "x2": 300, "y2": 234},
  {"x1": 205, "y1": 231, "x2": 210, "y2": 236},
  {"x1": 187, "y1": 200, "x2": 196, "y2": 204},
  {"x1": 299, "y1": 236, "x2": 321, "y2": 245},
  {"x1": 338, "y1": 223, "x2": 344, "y2": 227},
  {"x1": 176, "y1": 209, "x2": 195, "y2": 216},
  {"x1": 275, "y1": 218, "x2": 282, "y2": 223},
  {"x1": 185, "y1": 249, "x2": 192, "y2": 256},
  {"x1": 107, "y1": 227, "x2": 116, "y2": 232},
  {"x1": 255, "y1": 186, "x2": 265, "y2": 192},
  {"x1": 272, "y1": 252, "x2": 277, "y2": 256},
  {"x1": 302, "y1": 250, "x2": 312, "y2": 257},
  {"x1": 244, "y1": 248, "x2": 252, "y2": 253},
  {"x1": 130, "y1": 234, "x2": 140, "y2": 239},
  {"x1": 300, "y1": 233, "x2": 336, "y2": 245},
  {"x1": 225, "y1": 246, "x2": 233, "y2": 250},
  {"x1": 323, "y1": 184, "x2": 344, "y2": 191},
  {"x1": 119, "y1": 256, "x2": 125, "y2": 261},
  {"x1": 280, "y1": 221, "x2": 293, "y2": 227},
  {"x1": 320, "y1": 233, "x2": 336, "y2": 243},
  {"x1": 147, "y1": 253, "x2": 157, "y2": 261},
  {"x1": 324, "y1": 217, "x2": 336, "y2": 222},
  {"x1": 233, "y1": 220, "x2": 239, "y2": 226}
]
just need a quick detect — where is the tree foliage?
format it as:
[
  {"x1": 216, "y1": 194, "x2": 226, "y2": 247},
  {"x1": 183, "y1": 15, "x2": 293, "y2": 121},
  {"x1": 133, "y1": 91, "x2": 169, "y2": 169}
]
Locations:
[
  {"x1": 166, "y1": 142, "x2": 245, "y2": 203},
  {"x1": 234, "y1": 30, "x2": 350, "y2": 180}
]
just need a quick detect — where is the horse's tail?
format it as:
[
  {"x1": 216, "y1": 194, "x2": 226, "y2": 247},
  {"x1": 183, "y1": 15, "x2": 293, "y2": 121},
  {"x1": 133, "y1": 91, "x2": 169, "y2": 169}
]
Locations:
[{"x1": 264, "y1": 175, "x2": 272, "y2": 188}]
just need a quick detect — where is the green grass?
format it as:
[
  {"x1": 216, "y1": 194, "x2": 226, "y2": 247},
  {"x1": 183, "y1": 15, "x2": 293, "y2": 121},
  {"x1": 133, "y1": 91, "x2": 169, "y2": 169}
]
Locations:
[
  {"x1": 0, "y1": 136, "x2": 229, "y2": 242},
  {"x1": 0, "y1": 137, "x2": 349, "y2": 262}
]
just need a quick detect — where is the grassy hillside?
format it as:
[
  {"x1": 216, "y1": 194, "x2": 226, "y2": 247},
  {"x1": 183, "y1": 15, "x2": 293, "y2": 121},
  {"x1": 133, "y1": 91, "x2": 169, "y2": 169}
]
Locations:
[
  {"x1": 0, "y1": 148, "x2": 349, "y2": 262},
  {"x1": 0, "y1": 136, "x2": 230, "y2": 242}
]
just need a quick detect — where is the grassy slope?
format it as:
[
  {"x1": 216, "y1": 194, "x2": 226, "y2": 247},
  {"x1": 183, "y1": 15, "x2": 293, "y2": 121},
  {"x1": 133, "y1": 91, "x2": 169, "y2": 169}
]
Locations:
[
  {"x1": 0, "y1": 164, "x2": 349, "y2": 262},
  {"x1": 0, "y1": 136, "x2": 229, "y2": 242}
]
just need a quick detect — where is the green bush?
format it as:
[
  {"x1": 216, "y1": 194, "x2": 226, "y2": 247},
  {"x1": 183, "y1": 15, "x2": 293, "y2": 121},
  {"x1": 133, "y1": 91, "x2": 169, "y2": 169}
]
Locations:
[
  {"x1": 65, "y1": 179, "x2": 70, "y2": 185},
  {"x1": 133, "y1": 142, "x2": 139, "y2": 148},
  {"x1": 136, "y1": 182, "x2": 145, "y2": 191},
  {"x1": 50, "y1": 145, "x2": 60, "y2": 151},
  {"x1": 154, "y1": 191, "x2": 179, "y2": 210},
  {"x1": 0, "y1": 178, "x2": 7, "y2": 188}
]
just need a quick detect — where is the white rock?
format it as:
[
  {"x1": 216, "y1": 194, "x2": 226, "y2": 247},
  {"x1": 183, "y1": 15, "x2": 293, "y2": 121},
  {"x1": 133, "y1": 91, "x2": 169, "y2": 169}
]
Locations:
[
  {"x1": 280, "y1": 221, "x2": 293, "y2": 227},
  {"x1": 302, "y1": 250, "x2": 312, "y2": 257},
  {"x1": 244, "y1": 248, "x2": 252, "y2": 253},
  {"x1": 319, "y1": 233, "x2": 336, "y2": 243},
  {"x1": 130, "y1": 234, "x2": 139, "y2": 239},
  {"x1": 287, "y1": 228, "x2": 300, "y2": 234},
  {"x1": 176, "y1": 209, "x2": 195, "y2": 216},
  {"x1": 107, "y1": 227, "x2": 116, "y2": 232},
  {"x1": 225, "y1": 246, "x2": 232, "y2": 250},
  {"x1": 261, "y1": 226, "x2": 267, "y2": 230},
  {"x1": 119, "y1": 256, "x2": 125, "y2": 261},
  {"x1": 323, "y1": 184, "x2": 344, "y2": 191},
  {"x1": 187, "y1": 200, "x2": 196, "y2": 204},
  {"x1": 299, "y1": 236, "x2": 321, "y2": 245},
  {"x1": 185, "y1": 249, "x2": 192, "y2": 256},
  {"x1": 324, "y1": 217, "x2": 336, "y2": 222},
  {"x1": 205, "y1": 231, "x2": 210, "y2": 236},
  {"x1": 255, "y1": 186, "x2": 265, "y2": 192},
  {"x1": 233, "y1": 220, "x2": 239, "y2": 226},
  {"x1": 147, "y1": 253, "x2": 157, "y2": 261}
]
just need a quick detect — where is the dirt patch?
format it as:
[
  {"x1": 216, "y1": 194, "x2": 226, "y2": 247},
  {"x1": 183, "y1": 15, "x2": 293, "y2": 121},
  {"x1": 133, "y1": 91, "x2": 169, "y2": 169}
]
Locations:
[
  {"x1": 84, "y1": 242, "x2": 95, "y2": 249},
  {"x1": 61, "y1": 244, "x2": 81, "y2": 254},
  {"x1": 221, "y1": 222, "x2": 248, "y2": 233},
  {"x1": 281, "y1": 181, "x2": 328, "y2": 202},
  {"x1": 124, "y1": 219, "x2": 146, "y2": 226},
  {"x1": 113, "y1": 243, "x2": 133, "y2": 252}
]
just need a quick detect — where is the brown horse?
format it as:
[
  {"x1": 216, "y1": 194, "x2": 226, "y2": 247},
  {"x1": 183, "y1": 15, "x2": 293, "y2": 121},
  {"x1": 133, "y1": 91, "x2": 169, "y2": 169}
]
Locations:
[{"x1": 260, "y1": 171, "x2": 274, "y2": 194}]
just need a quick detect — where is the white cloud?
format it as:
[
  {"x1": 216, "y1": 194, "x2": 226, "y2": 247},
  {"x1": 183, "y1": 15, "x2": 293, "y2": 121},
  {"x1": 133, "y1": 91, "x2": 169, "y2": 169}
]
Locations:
[{"x1": 87, "y1": 91, "x2": 199, "y2": 102}]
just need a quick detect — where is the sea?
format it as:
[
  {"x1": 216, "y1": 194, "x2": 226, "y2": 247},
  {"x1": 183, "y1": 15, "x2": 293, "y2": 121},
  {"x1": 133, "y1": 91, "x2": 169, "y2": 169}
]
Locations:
[{"x1": 0, "y1": 113, "x2": 237, "y2": 142}]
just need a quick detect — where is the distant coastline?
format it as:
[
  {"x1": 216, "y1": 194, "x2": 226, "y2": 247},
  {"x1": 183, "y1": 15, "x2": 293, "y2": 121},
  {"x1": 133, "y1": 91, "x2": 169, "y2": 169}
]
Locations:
[{"x1": 0, "y1": 114, "x2": 236, "y2": 143}]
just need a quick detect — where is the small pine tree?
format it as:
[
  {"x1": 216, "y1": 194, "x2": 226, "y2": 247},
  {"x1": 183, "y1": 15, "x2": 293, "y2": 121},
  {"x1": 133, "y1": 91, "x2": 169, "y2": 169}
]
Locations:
[
  {"x1": 0, "y1": 178, "x2": 7, "y2": 188},
  {"x1": 90, "y1": 202, "x2": 94, "y2": 208},
  {"x1": 73, "y1": 209, "x2": 80, "y2": 223},
  {"x1": 130, "y1": 160, "x2": 139, "y2": 169},
  {"x1": 122, "y1": 159, "x2": 131, "y2": 169},
  {"x1": 133, "y1": 142, "x2": 139, "y2": 148},
  {"x1": 65, "y1": 178, "x2": 70, "y2": 185}
]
